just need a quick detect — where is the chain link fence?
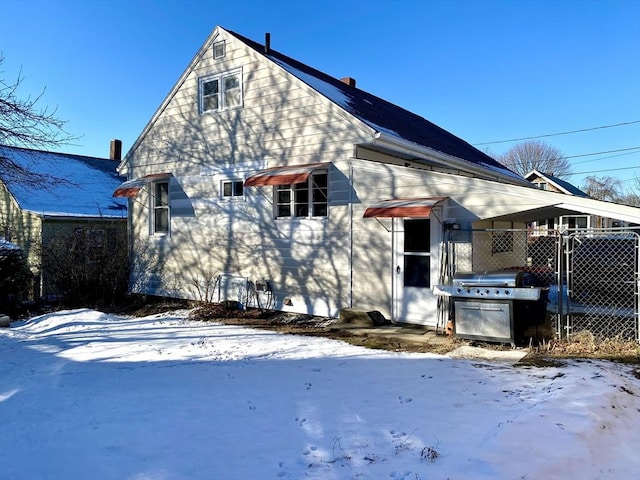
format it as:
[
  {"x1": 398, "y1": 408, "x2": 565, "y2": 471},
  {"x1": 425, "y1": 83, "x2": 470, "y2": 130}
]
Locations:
[
  {"x1": 564, "y1": 231, "x2": 639, "y2": 340},
  {"x1": 445, "y1": 228, "x2": 639, "y2": 342}
]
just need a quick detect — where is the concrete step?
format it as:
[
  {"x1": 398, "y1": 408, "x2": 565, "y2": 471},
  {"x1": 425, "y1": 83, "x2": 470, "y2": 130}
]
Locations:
[{"x1": 338, "y1": 308, "x2": 390, "y2": 327}]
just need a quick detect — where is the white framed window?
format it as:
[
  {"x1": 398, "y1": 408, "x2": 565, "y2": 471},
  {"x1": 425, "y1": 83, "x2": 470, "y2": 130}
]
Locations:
[
  {"x1": 221, "y1": 179, "x2": 244, "y2": 199},
  {"x1": 275, "y1": 172, "x2": 328, "y2": 218},
  {"x1": 152, "y1": 181, "x2": 170, "y2": 235},
  {"x1": 213, "y1": 40, "x2": 226, "y2": 59},
  {"x1": 199, "y1": 69, "x2": 242, "y2": 113}
]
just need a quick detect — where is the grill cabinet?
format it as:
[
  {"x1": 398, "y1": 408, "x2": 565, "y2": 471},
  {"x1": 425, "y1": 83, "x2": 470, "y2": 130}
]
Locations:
[{"x1": 437, "y1": 271, "x2": 543, "y2": 345}]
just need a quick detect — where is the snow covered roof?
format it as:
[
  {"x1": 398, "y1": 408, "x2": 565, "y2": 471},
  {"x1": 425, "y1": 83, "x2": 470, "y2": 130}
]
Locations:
[
  {"x1": 228, "y1": 29, "x2": 521, "y2": 182},
  {"x1": 0, "y1": 237, "x2": 21, "y2": 253},
  {"x1": 0, "y1": 145, "x2": 127, "y2": 218}
]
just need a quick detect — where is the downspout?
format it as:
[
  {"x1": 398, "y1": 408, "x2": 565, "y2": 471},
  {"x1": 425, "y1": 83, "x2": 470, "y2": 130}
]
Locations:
[{"x1": 348, "y1": 159, "x2": 354, "y2": 309}]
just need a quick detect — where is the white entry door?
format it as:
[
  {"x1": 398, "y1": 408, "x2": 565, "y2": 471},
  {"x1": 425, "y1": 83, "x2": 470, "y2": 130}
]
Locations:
[{"x1": 393, "y1": 217, "x2": 440, "y2": 325}]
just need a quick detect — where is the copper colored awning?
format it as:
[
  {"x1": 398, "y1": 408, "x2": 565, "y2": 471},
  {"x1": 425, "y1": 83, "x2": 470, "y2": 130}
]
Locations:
[
  {"x1": 113, "y1": 173, "x2": 172, "y2": 198},
  {"x1": 363, "y1": 196, "x2": 448, "y2": 218},
  {"x1": 244, "y1": 162, "x2": 330, "y2": 187}
]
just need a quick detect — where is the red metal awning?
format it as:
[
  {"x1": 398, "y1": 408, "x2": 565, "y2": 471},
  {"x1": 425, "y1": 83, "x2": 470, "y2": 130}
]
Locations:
[
  {"x1": 113, "y1": 173, "x2": 172, "y2": 198},
  {"x1": 363, "y1": 196, "x2": 448, "y2": 218},
  {"x1": 244, "y1": 162, "x2": 330, "y2": 187}
]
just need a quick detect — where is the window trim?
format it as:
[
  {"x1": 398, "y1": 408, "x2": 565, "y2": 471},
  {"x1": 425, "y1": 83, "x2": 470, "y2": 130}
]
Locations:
[
  {"x1": 199, "y1": 68, "x2": 243, "y2": 114},
  {"x1": 274, "y1": 171, "x2": 328, "y2": 219},
  {"x1": 213, "y1": 40, "x2": 226, "y2": 59},
  {"x1": 220, "y1": 178, "x2": 245, "y2": 200},
  {"x1": 151, "y1": 180, "x2": 170, "y2": 236}
]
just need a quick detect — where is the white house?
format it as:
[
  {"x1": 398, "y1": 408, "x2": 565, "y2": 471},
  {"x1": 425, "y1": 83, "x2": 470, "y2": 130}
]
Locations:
[
  {"x1": 525, "y1": 169, "x2": 631, "y2": 233},
  {"x1": 115, "y1": 27, "x2": 640, "y2": 326}
]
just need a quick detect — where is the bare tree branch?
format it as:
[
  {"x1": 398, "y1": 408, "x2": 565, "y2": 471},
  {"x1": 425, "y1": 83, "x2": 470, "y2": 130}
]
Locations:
[
  {"x1": 495, "y1": 140, "x2": 572, "y2": 179},
  {"x1": 0, "y1": 55, "x2": 79, "y2": 187},
  {"x1": 581, "y1": 175, "x2": 622, "y2": 202}
]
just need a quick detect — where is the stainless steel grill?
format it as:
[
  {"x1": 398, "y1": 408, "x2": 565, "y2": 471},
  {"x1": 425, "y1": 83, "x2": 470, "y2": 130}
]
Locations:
[{"x1": 435, "y1": 270, "x2": 544, "y2": 345}]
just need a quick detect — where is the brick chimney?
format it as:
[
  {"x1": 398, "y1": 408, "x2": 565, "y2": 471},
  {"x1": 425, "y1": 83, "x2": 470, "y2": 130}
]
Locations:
[
  {"x1": 110, "y1": 139, "x2": 122, "y2": 161},
  {"x1": 340, "y1": 77, "x2": 356, "y2": 88}
]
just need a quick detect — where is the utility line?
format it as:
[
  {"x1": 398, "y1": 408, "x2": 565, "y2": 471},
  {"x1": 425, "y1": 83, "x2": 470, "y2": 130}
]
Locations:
[
  {"x1": 475, "y1": 120, "x2": 640, "y2": 146},
  {"x1": 570, "y1": 165, "x2": 639, "y2": 176},
  {"x1": 564, "y1": 146, "x2": 640, "y2": 159},
  {"x1": 572, "y1": 149, "x2": 639, "y2": 165}
]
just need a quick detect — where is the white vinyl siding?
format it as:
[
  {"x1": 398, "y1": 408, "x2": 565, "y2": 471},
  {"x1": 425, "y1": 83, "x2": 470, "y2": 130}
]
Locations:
[{"x1": 125, "y1": 30, "x2": 373, "y2": 314}]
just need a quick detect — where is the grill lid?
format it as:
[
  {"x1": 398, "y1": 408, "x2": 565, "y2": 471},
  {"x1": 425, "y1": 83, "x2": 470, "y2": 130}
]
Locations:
[{"x1": 452, "y1": 270, "x2": 523, "y2": 288}]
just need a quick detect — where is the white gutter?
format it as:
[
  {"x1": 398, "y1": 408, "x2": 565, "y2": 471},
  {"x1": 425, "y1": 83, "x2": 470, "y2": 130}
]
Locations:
[{"x1": 372, "y1": 131, "x2": 532, "y2": 187}]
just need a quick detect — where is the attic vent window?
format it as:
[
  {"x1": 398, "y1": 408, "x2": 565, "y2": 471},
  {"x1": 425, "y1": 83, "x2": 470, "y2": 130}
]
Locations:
[{"x1": 213, "y1": 40, "x2": 226, "y2": 59}]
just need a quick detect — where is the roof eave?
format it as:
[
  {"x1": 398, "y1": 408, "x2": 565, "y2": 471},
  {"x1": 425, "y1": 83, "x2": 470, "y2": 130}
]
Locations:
[{"x1": 372, "y1": 132, "x2": 531, "y2": 187}]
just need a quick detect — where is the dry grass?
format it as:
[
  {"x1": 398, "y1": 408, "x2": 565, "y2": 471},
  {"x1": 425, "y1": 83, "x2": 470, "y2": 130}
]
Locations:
[{"x1": 531, "y1": 330, "x2": 640, "y2": 363}]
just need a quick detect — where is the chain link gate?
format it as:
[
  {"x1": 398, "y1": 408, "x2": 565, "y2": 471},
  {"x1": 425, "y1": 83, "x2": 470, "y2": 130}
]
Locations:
[
  {"x1": 562, "y1": 230, "x2": 639, "y2": 341},
  {"x1": 443, "y1": 228, "x2": 639, "y2": 342}
]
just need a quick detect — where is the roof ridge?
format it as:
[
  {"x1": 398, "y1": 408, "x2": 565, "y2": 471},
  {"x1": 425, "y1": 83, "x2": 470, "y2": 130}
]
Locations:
[
  {"x1": 0, "y1": 144, "x2": 113, "y2": 163},
  {"x1": 226, "y1": 29, "x2": 518, "y2": 180}
]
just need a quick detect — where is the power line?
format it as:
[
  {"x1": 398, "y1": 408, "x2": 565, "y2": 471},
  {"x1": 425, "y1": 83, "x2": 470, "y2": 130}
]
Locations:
[
  {"x1": 475, "y1": 120, "x2": 640, "y2": 146},
  {"x1": 570, "y1": 165, "x2": 639, "y2": 176},
  {"x1": 565, "y1": 146, "x2": 640, "y2": 159},
  {"x1": 572, "y1": 149, "x2": 639, "y2": 165}
]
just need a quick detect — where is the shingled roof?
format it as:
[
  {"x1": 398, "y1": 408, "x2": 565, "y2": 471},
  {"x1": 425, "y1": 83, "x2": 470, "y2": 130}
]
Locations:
[
  {"x1": 525, "y1": 169, "x2": 589, "y2": 197},
  {"x1": 228, "y1": 29, "x2": 521, "y2": 181},
  {"x1": 0, "y1": 145, "x2": 127, "y2": 218}
]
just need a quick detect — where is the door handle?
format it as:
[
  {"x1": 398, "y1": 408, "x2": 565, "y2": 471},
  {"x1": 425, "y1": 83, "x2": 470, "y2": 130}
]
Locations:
[{"x1": 396, "y1": 265, "x2": 401, "y2": 275}]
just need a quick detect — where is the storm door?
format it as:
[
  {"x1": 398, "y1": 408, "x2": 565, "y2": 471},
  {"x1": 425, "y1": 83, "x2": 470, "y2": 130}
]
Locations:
[{"x1": 393, "y1": 217, "x2": 440, "y2": 325}]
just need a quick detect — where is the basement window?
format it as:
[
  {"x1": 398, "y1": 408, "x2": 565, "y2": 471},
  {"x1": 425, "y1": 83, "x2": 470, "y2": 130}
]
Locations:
[{"x1": 199, "y1": 69, "x2": 242, "y2": 113}]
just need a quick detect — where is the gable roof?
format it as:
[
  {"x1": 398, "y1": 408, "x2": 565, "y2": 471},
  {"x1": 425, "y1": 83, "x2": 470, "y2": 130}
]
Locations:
[
  {"x1": 123, "y1": 26, "x2": 525, "y2": 185},
  {"x1": 227, "y1": 29, "x2": 523, "y2": 183},
  {"x1": 525, "y1": 169, "x2": 589, "y2": 197},
  {"x1": 0, "y1": 145, "x2": 127, "y2": 218}
]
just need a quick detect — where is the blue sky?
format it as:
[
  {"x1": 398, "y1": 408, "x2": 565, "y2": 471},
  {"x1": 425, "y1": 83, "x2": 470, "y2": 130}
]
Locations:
[{"x1": 1, "y1": 0, "x2": 638, "y2": 191}]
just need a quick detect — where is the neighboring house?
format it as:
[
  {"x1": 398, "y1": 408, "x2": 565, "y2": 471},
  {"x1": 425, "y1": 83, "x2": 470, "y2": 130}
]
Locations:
[
  {"x1": 525, "y1": 169, "x2": 628, "y2": 233},
  {"x1": 0, "y1": 143, "x2": 127, "y2": 299},
  {"x1": 115, "y1": 26, "x2": 640, "y2": 325}
]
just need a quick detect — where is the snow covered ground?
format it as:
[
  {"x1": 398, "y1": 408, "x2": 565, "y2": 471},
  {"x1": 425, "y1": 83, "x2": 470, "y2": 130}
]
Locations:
[{"x1": 1, "y1": 309, "x2": 638, "y2": 480}]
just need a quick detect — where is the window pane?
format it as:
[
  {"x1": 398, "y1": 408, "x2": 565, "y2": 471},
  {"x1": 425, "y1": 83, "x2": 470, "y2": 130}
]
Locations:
[
  {"x1": 213, "y1": 41, "x2": 225, "y2": 59},
  {"x1": 294, "y1": 185, "x2": 308, "y2": 203},
  {"x1": 404, "y1": 255, "x2": 430, "y2": 288},
  {"x1": 277, "y1": 205, "x2": 291, "y2": 217},
  {"x1": 312, "y1": 173, "x2": 327, "y2": 188},
  {"x1": 203, "y1": 79, "x2": 219, "y2": 112},
  {"x1": 155, "y1": 209, "x2": 169, "y2": 233},
  {"x1": 233, "y1": 181, "x2": 243, "y2": 196},
  {"x1": 223, "y1": 182, "x2": 232, "y2": 197},
  {"x1": 312, "y1": 204, "x2": 327, "y2": 217},
  {"x1": 224, "y1": 75, "x2": 239, "y2": 90},
  {"x1": 204, "y1": 80, "x2": 219, "y2": 96},
  {"x1": 155, "y1": 183, "x2": 169, "y2": 206},
  {"x1": 277, "y1": 188, "x2": 291, "y2": 203},
  {"x1": 295, "y1": 204, "x2": 309, "y2": 217},
  {"x1": 224, "y1": 74, "x2": 241, "y2": 108},
  {"x1": 404, "y1": 219, "x2": 430, "y2": 252},
  {"x1": 225, "y1": 90, "x2": 241, "y2": 108},
  {"x1": 204, "y1": 95, "x2": 219, "y2": 111}
]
